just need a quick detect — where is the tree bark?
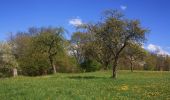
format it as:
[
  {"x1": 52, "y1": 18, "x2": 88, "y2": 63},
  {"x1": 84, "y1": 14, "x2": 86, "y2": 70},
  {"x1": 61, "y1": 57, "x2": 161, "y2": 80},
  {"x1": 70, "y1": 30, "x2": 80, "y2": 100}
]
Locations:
[
  {"x1": 130, "y1": 61, "x2": 133, "y2": 72},
  {"x1": 111, "y1": 42, "x2": 127, "y2": 78},
  {"x1": 52, "y1": 63, "x2": 56, "y2": 74},
  {"x1": 112, "y1": 64, "x2": 117, "y2": 78},
  {"x1": 13, "y1": 68, "x2": 18, "y2": 77},
  {"x1": 112, "y1": 58, "x2": 118, "y2": 78},
  {"x1": 49, "y1": 56, "x2": 56, "y2": 74}
]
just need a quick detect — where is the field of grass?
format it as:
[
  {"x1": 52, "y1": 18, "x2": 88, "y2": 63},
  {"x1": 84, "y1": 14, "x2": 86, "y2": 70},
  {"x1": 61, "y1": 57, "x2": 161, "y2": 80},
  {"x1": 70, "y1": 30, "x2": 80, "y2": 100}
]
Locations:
[{"x1": 0, "y1": 70, "x2": 169, "y2": 100}]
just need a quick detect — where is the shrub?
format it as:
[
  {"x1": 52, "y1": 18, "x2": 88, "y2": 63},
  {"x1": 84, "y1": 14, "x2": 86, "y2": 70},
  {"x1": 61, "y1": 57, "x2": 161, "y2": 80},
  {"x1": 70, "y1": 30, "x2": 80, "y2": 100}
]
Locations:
[
  {"x1": 80, "y1": 59, "x2": 101, "y2": 72},
  {"x1": 0, "y1": 66, "x2": 12, "y2": 77}
]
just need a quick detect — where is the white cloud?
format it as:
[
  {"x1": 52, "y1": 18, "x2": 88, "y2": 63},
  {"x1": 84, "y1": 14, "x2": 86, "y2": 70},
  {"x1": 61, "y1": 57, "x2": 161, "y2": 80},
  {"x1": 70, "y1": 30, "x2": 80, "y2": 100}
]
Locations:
[
  {"x1": 69, "y1": 18, "x2": 83, "y2": 26},
  {"x1": 120, "y1": 5, "x2": 127, "y2": 10},
  {"x1": 147, "y1": 44, "x2": 159, "y2": 52},
  {"x1": 147, "y1": 44, "x2": 170, "y2": 56}
]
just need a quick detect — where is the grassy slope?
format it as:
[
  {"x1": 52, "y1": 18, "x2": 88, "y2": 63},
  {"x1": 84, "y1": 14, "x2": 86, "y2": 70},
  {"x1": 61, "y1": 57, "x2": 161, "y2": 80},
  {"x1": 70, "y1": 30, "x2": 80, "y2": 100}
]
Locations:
[{"x1": 0, "y1": 71, "x2": 169, "y2": 100}]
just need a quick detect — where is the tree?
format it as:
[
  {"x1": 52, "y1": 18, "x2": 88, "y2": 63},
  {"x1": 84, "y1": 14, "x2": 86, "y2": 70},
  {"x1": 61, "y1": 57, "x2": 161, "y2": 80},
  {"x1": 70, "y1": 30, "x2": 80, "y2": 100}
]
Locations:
[
  {"x1": 84, "y1": 40, "x2": 112, "y2": 70},
  {"x1": 0, "y1": 42, "x2": 18, "y2": 77},
  {"x1": 70, "y1": 32, "x2": 101, "y2": 72},
  {"x1": 164, "y1": 56, "x2": 170, "y2": 71},
  {"x1": 155, "y1": 55, "x2": 170, "y2": 71},
  {"x1": 84, "y1": 10, "x2": 148, "y2": 78},
  {"x1": 34, "y1": 27, "x2": 65, "y2": 74},
  {"x1": 143, "y1": 53, "x2": 157, "y2": 71},
  {"x1": 72, "y1": 28, "x2": 113, "y2": 70},
  {"x1": 4, "y1": 27, "x2": 76, "y2": 76},
  {"x1": 70, "y1": 32, "x2": 87, "y2": 65},
  {"x1": 123, "y1": 44, "x2": 146, "y2": 72}
]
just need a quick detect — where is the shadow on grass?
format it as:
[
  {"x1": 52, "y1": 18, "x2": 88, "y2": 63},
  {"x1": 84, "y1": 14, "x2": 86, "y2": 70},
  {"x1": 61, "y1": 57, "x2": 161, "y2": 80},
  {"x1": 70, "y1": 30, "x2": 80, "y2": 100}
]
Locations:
[{"x1": 68, "y1": 76, "x2": 107, "y2": 80}]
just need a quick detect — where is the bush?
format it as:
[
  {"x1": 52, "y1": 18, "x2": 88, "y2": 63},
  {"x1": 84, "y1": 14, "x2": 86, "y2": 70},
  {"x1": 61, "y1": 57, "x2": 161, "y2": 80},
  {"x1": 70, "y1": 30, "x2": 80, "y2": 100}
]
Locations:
[
  {"x1": 0, "y1": 66, "x2": 12, "y2": 78},
  {"x1": 54, "y1": 56, "x2": 80, "y2": 73},
  {"x1": 80, "y1": 59, "x2": 101, "y2": 72},
  {"x1": 19, "y1": 55, "x2": 51, "y2": 76},
  {"x1": 143, "y1": 63, "x2": 154, "y2": 71}
]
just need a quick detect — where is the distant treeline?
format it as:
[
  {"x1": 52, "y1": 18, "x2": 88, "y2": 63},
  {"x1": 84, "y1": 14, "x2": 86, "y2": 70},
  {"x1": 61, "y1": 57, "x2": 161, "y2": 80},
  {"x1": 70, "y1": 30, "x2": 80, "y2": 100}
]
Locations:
[{"x1": 0, "y1": 10, "x2": 169, "y2": 78}]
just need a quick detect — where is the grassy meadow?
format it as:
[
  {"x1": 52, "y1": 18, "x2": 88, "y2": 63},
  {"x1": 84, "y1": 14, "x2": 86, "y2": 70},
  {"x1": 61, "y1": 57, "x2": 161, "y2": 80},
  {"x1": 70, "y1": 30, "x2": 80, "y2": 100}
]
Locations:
[{"x1": 0, "y1": 70, "x2": 169, "y2": 100}]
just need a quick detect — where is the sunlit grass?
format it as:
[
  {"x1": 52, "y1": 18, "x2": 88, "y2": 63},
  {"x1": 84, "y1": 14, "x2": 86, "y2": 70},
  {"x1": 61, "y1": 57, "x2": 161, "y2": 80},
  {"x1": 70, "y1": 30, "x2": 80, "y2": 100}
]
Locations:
[{"x1": 0, "y1": 70, "x2": 169, "y2": 100}]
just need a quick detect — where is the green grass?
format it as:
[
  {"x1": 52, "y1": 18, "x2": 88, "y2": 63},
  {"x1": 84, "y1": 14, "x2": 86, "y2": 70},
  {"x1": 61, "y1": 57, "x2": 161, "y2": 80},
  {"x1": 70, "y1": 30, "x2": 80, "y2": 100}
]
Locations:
[{"x1": 0, "y1": 71, "x2": 169, "y2": 100}]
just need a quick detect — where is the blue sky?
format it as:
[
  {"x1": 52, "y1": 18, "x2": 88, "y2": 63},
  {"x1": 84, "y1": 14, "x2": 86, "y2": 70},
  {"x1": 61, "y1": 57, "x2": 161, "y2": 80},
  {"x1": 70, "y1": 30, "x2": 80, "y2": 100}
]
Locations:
[{"x1": 0, "y1": 0, "x2": 170, "y2": 54}]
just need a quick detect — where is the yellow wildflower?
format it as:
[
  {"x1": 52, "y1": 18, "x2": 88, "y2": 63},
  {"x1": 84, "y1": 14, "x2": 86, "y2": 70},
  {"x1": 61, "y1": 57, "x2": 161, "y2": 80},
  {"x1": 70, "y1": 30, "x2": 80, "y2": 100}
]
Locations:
[{"x1": 120, "y1": 85, "x2": 129, "y2": 91}]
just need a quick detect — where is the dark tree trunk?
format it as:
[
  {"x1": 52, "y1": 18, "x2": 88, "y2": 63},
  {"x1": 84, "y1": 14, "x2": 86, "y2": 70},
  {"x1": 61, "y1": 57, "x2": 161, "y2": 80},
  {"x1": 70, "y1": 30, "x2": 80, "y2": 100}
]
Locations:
[
  {"x1": 111, "y1": 42, "x2": 127, "y2": 78},
  {"x1": 112, "y1": 64, "x2": 117, "y2": 78},
  {"x1": 13, "y1": 68, "x2": 18, "y2": 77},
  {"x1": 130, "y1": 61, "x2": 133, "y2": 72},
  {"x1": 112, "y1": 58, "x2": 118, "y2": 78}
]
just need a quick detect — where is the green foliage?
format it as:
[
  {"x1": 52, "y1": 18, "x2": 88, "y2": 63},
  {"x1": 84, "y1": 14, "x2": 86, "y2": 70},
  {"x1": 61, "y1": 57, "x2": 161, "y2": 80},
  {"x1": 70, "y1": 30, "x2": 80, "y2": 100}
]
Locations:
[
  {"x1": 144, "y1": 53, "x2": 159, "y2": 71},
  {"x1": 121, "y1": 44, "x2": 146, "y2": 71},
  {"x1": 0, "y1": 71, "x2": 169, "y2": 99},
  {"x1": 33, "y1": 27, "x2": 65, "y2": 73},
  {"x1": 79, "y1": 10, "x2": 148, "y2": 77},
  {"x1": 0, "y1": 66, "x2": 12, "y2": 77},
  {"x1": 3, "y1": 27, "x2": 79, "y2": 76},
  {"x1": 80, "y1": 60, "x2": 101, "y2": 72},
  {"x1": 164, "y1": 56, "x2": 170, "y2": 71},
  {"x1": 19, "y1": 53, "x2": 50, "y2": 76},
  {"x1": 1, "y1": 9, "x2": 169, "y2": 78},
  {"x1": 142, "y1": 53, "x2": 170, "y2": 71},
  {"x1": 54, "y1": 51, "x2": 79, "y2": 73}
]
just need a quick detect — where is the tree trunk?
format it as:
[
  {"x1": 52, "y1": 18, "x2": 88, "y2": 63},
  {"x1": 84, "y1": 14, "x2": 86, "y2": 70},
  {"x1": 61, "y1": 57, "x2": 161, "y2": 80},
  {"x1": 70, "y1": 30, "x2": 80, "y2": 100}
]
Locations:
[
  {"x1": 52, "y1": 63, "x2": 56, "y2": 74},
  {"x1": 13, "y1": 68, "x2": 18, "y2": 77},
  {"x1": 111, "y1": 42, "x2": 127, "y2": 78},
  {"x1": 49, "y1": 56, "x2": 56, "y2": 74},
  {"x1": 130, "y1": 61, "x2": 133, "y2": 72},
  {"x1": 112, "y1": 58, "x2": 118, "y2": 78},
  {"x1": 112, "y1": 64, "x2": 117, "y2": 78}
]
